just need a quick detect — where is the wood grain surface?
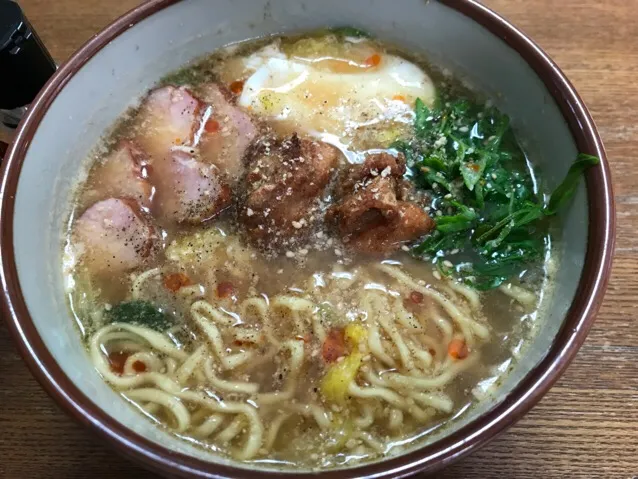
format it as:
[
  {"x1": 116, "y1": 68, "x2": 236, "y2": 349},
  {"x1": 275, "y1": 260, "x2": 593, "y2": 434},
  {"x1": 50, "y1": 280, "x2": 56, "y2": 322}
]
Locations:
[{"x1": 1, "y1": 1, "x2": 636, "y2": 478}]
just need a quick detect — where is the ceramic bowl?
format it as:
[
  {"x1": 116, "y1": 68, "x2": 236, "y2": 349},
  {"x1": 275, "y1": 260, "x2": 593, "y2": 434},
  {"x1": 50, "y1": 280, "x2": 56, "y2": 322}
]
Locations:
[{"x1": 0, "y1": 0, "x2": 614, "y2": 477}]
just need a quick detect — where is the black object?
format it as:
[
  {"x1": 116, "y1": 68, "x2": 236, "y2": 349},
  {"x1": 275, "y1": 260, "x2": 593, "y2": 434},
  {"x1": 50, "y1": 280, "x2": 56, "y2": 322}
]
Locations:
[{"x1": 0, "y1": 0, "x2": 56, "y2": 111}]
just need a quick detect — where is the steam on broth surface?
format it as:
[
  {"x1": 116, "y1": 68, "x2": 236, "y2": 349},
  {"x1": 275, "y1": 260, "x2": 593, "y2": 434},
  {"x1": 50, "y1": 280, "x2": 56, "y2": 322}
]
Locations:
[{"x1": 64, "y1": 30, "x2": 556, "y2": 469}]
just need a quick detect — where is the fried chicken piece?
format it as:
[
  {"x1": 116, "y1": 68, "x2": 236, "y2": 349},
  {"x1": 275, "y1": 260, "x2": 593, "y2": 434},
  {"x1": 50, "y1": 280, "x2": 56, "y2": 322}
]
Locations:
[
  {"x1": 240, "y1": 133, "x2": 340, "y2": 250},
  {"x1": 327, "y1": 152, "x2": 434, "y2": 255}
]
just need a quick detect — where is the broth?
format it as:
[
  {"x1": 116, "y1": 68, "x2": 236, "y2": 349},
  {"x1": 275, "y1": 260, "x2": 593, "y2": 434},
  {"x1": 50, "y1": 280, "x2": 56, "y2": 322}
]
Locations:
[{"x1": 63, "y1": 30, "x2": 553, "y2": 469}]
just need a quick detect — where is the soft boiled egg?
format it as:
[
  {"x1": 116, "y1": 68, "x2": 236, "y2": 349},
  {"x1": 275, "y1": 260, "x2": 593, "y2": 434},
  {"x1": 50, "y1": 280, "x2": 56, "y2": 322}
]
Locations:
[{"x1": 237, "y1": 37, "x2": 436, "y2": 150}]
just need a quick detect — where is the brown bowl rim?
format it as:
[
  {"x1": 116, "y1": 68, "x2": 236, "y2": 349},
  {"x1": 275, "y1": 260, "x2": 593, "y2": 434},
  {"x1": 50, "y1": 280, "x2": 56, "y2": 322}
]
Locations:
[{"x1": 0, "y1": 0, "x2": 615, "y2": 477}]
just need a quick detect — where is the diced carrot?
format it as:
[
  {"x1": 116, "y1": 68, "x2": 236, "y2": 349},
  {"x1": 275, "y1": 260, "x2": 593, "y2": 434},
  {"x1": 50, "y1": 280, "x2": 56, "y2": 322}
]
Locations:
[
  {"x1": 108, "y1": 351, "x2": 130, "y2": 375},
  {"x1": 364, "y1": 53, "x2": 381, "y2": 67},
  {"x1": 448, "y1": 339, "x2": 469, "y2": 360},
  {"x1": 392, "y1": 94, "x2": 406, "y2": 102},
  {"x1": 132, "y1": 360, "x2": 147, "y2": 373},
  {"x1": 409, "y1": 291, "x2": 424, "y2": 304},
  {"x1": 216, "y1": 281, "x2": 235, "y2": 298},
  {"x1": 204, "y1": 118, "x2": 220, "y2": 133},
  {"x1": 230, "y1": 80, "x2": 245, "y2": 95},
  {"x1": 163, "y1": 272, "x2": 192, "y2": 292},
  {"x1": 322, "y1": 328, "x2": 346, "y2": 363},
  {"x1": 470, "y1": 163, "x2": 481, "y2": 172},
  {"x1": 174, "y1": 137, "x2": 181, "y2": 144}
]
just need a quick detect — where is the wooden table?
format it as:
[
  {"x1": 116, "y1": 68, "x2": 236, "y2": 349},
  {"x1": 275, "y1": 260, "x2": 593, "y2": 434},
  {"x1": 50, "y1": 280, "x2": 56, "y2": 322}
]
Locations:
[{"x1": 1, "y1": 1, "x2": 636, "y2": 477}]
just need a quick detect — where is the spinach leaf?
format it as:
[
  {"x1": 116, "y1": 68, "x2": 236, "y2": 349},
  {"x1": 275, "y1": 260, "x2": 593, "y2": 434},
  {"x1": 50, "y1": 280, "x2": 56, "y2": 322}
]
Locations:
[
  {"x1": 106, "y1": 300, "x2": 173, "y2": 332},
  {"x1": 475, "y1": 202, "x2": 543, "y2": 248},
  {"x1": 329, "y1": 26, "x2": 370, "y2": 38},
  {"x1": 404, "y1": 88, "x2": 599, "y2": 290},
  {"x1": 460, "y1": 157, "x2": 486, "y2": 191},
  {"x1": 436, "y1": 203, "x2": 478, "y2": 234},
  {"x1": 545, "y1": 153, "x2": 599, "y2": 215},
  {"x1": 414, "y1": 98, "x2": 434, "y2": 137},
  {"x1": 413, "y1": 230, "x2": 467, "y2": 256}
]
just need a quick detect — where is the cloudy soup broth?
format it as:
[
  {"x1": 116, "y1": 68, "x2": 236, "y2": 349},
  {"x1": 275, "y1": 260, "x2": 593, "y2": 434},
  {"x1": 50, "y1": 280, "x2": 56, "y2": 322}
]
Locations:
[{"x1": 63, "y1": 29, "x2": 560, "y2": 469}]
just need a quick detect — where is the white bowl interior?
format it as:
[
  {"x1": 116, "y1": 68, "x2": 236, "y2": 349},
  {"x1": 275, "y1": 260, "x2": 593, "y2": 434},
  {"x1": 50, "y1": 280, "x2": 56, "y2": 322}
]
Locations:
[{"x1": 13, "y1": 0, "x2": 586, "y2": 471}]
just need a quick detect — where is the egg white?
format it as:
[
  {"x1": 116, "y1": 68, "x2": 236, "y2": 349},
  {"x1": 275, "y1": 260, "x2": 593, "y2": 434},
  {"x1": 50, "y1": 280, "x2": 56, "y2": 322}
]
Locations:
[{"x1": 238, "y1": 43, "x2": 436, "y2": 149}]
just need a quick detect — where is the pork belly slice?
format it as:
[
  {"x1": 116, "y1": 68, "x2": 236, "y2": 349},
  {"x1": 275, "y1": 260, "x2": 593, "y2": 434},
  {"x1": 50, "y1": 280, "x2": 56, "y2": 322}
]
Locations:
[
  {"x1": 73, "y1": 198, "x2": 157, "y2": 276},
  {"x1": 198, "y1": 83, "x2": 258, "y2": 183},
  {"x1": 152, "y1": 150, "x2": 231, "y2": 224},
  {"x1": 134, "y1": 85, "x2": 202, "y2": 161},
  {"x1": 81, "y1": 141, "x2": 152, "y2": 209}
]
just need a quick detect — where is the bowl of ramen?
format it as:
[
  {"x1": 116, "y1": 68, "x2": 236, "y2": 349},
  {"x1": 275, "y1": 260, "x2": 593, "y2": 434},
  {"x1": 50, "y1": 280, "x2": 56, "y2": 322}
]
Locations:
[{"x1": 0, "y1": 0, "x2": 614, "y2": 477}]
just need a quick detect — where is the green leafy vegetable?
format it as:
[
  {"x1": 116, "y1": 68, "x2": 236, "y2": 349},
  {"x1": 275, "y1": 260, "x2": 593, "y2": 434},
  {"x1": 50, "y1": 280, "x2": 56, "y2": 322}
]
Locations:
[
  {"x1": 318, "y1": 303, "x2": 339, "y2": 326},
  {"x1": 395, "y1": 89, "x2": 600, "y2": 289},
  {"x1": 160, "y1": 66, "x2": 208, "y2": 87},
  {"x1": 460, "y1": 156, "x2": 486, "y2": 191},
  {"x1": 329, "y1": 26, "x2": 370, "y2": 38},
  {"x1": 436, "y1": 202, "x2": 478, "y2": 233},
  {"x1": 545, "y1": 153, "x2": 599, "y2": 215},
  {"x1": 106, "y1": 300, "x2": 172, "y2": 332}
]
